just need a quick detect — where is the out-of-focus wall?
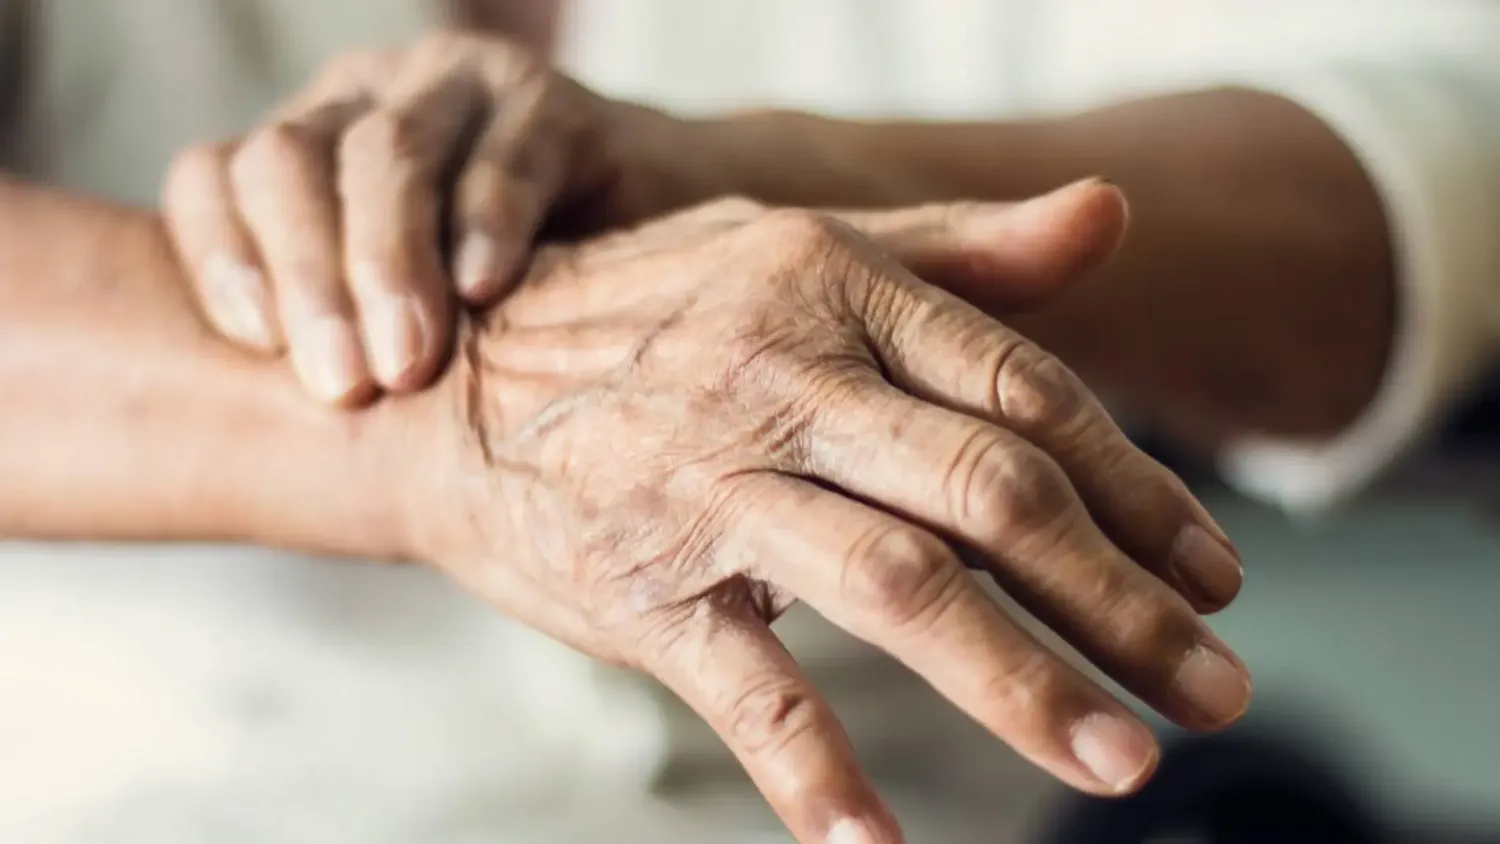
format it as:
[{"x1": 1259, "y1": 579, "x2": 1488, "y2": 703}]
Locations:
[{"x1": 1195, "y1": 489, "x2": 1500, "y2": 828}]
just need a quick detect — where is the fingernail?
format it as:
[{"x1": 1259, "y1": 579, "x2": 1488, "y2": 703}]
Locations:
[
  {"x1": 1005, "y1": 179, "x2": 1105, "y2": 228},
  {"x1": 1185, "y1": 493, "x2": 1234, "y2": 546},
  {"x1": 1177, "y1": 641, "x2": 1253, "y2": 725},
  {"x1": 826, "y1": 817, "x2": 897, "y2": 844},
  {"x1": 1052, "y1": 177, "x2": 1110, "y2": 198},
  {"x1": 455, "y1": 232, "x2": 515, "y2": 299},
  {"x1": 206, "y1": 254, "x2": 275, "y2": 348},
  {"x1": 1071, "y1": 714, "x2": 1158, "y2": 793},
  {"x1": 290, "y1": 315, "x2": 367, "y2": 403},
  {"x1": 1170, "y1": 524, "x2": 1243, "y2": 607},
  {"x1": 365, "y1": 291, "x2": 427, "y2": 385}
]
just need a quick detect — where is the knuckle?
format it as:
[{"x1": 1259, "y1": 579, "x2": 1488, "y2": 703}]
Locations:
[
  {"x1": 739, "y1": 209, "x2": 888, "y2": 318},
  {"x1": 466, "y1": 31, "x2": 546, "y2": 88},
  {"x1": 1110, "y1": 592, "x2": 1197, "y2": 664},
  {"x1": 979, "y1": 651, "x2": 1078, "y2": 733},
  {"x1": 724, "y1": 676, "x2": 823, "y2": 757},
  {"x1": 750, "y1": 210, "x2": 870, "y2": 308},
  {"x1": 754, "y1": 209, "x2": 847, "y2": 261},
  {"x1": 962, "y1": 440, "x2": 1076, "y2": 538},
  {"x1": 699, "y1": 195, "x2": 765, "y2": 222},
  {"x1": 501, "y1": 139, "x2": 550, "y2": 185},
  {"x1": 1069, "y1": 554, "x2": 1134, "y2": 611},
  {"x1": 455, "y1": 159, "x2": 519, "y2": 221},
  {"x1": 340, "y1": 110, "x2": 423, "y2": 168},
  {"x1": 841, "y1": 524, "x2": 961, "y2": 627},
  {"x1": 231, "y1": 123, "x2": 310, "y2": 183},
  {"x1": 992, "y1": 342, "x2": 1091, "y2": 434},
  {"x1": 162, "y1": 143, "x2": 228, "y2": 201}
]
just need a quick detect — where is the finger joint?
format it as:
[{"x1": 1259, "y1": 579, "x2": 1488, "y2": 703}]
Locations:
[
  {"x1": 962, "y1": 441, "x2": 1077, "y2": 543},
  {"x1": 841, "y1": 524, "x2": 963, "y2": 630},
  {"x1": 725, "y1": 677, "x2": 824, "y2": 758},
  {"x1": 993, "y1": 345, "x2": 1091, "y2": 436}
]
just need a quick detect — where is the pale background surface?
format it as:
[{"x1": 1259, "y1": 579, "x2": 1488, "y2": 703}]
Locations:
[
  {"x1": 2, "y1": 1, "x2": 1499, "y2": 842},
  {"x1": 5, "y1": 490, "x2": 1498, "y2": 842}
]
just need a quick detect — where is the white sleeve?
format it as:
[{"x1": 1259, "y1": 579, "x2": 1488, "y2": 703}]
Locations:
[
  {"x1": 0, "y1": 0, "x2": 31, "y2": 167},
  {"x1": 1215, "y1": 57, "x2": 1500, "y2": 515}
]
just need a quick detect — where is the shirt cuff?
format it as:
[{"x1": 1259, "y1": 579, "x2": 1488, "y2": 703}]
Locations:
[{"x1": 1214, "y1": 65, "x2": 1500, "y2": 515}]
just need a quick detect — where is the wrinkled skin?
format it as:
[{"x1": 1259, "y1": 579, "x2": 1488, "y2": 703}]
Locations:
[
  {"x1": 401, "y1": 196, "x2": 1251, "y2": 844},
  {"x1": 159, "y1": 28, "x2": 1250, "y2": 837}
]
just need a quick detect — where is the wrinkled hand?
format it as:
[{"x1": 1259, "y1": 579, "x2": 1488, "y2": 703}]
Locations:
[
  {"x1": 404, "y1": 186, "x2": 1249, "y2": 844},
  {"x1": 163, "y1": 31, "x2": 674, "y2": 403}
]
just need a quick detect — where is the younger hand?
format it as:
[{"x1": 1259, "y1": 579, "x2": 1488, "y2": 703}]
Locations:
[{"x1": 162, "y1": 32, "x2": 648, "y2": 403}]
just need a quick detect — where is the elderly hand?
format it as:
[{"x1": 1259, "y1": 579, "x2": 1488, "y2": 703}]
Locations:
[
  {"x1": 161, "y1": 30, "x2": 718, "y2": 404},
  {"x1": 393, "y1": 186, "x2": 1248, "y2": 844}
]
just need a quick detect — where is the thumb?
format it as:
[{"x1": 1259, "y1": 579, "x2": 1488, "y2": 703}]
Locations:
[{"x1": 833, "y1": 178, "x2": 1129, "y2": 312}]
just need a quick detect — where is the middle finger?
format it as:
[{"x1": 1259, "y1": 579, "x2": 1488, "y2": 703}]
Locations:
[
  {"x1": 727, "y1": 472, "x2": 1161, "y2": 796},
  {"x1": 871, "y1": 263, "x2": 1243, "y2": 611},
  {"x1": 802, "y1": 379, "x2": 1251, "y2": 731},
  {"x1": 338, "y1": 47, "x2": 488, "y2": 390},
  {"x1": 231, "y1": 95, "x2": 373, "y2": 404}
]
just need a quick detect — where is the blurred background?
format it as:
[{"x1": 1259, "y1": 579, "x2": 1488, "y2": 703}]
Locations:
[{"x1": 2, "y1": 1, "x2": 1498, "y2": 842}]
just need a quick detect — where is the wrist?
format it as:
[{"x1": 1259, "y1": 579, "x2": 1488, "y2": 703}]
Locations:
[
  {"x1": 205, "y1": 374, "x2": 428, "y2": 562},
  {"x1": 606, "y1": 101, "x2": 871, "y2": 213},
  {"x1": 0, "y1": 191, "x2": 437, "y2": 559},
  {"x1": 644, "y1": 108, "x2": 1077, "y2": 210},
  {"x1": 604, "y1": 100, "x2": 743, "y2": 217},
  {"x1": 679, "y1": 109, "x2": 917, "y2": 207},
  {"x1": 371, "y1": 320, "x2": 516, "y2": 571},
  {"x1": 348, "y1": 387, "x2": 459, "y2": 565}
]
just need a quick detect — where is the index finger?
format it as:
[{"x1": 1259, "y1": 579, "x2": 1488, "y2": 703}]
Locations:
[
  {"x1": 449, "y1": 46, "x2": 575, "y2": 303},
  {"x1": 854, "y1": 256, "x2": 1243, "y2": 613},
  {"x1": 725, "y1": 474, "x2": 1160, "y2": 798},
  {"x1": 645, "y1": 608, "x2": 900, "y2": 844}
]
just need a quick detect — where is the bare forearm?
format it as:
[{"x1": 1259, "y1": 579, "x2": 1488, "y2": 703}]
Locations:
[
  {"x1": 0, "y1": 179, "x2": 415, "y2": 558},
  {"x1": 671, "y1": 89, "x2": 1395, "y2": 445}
]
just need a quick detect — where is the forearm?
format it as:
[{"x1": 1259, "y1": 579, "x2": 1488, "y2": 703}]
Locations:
[
  {"x1": 0, "y1": 178, "x2": 417, "y2": 559},
  {"x1": 669, "y1": 89, "x2": 1395, "y2": 445}
]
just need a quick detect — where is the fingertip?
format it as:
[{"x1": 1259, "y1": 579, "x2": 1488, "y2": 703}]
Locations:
[
  {"x1": 288, "y1": 313, "x2": 376, "y2": 406},
  {"x1": 1002, "y1": 177, "x2": 1130, "y2": 280},
  {"x1": 203, "y1": 253, "x2": 281, "y2": 353},
  {"x1": 347, "y1": 260, "x2": 454, "y2": 393},
  {"x1": 366, "y1": 298, "x2": 428, "y2": 390},
  {"x1": 1070, "y1": 712, "x2": 1161, "y2": 797},
  {"x1": 321, "y1": 380, "x2": 382, "y2": 409},
  {"x1": 883, "y1": 180, "x2": 1132, "y2": 312},
  {"x1": 386, "y1": 295, "x2": 454, "y2": 393},
  {"x1": 455, "y1": 230, "x2": 522, "y2": 304},
  {"x1": 1175, "y1": 639, "x2": 1254, "y2": 731},
  {"x1": 1071, "y1": 176, "x2": 1131, "y2": 255},
  {"x1": 1169, "y1": 524, "x2": 1244, "y2": 614},
  {"x1": 825, "y1": 815, "x2": 905, "y2": 844}
]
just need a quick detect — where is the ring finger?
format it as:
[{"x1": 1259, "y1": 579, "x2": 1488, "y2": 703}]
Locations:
[
  {"x1": 726, "y1": 473, "x2": 1161, "y2": 797},
  {"x1": 803, "y1": 381, "x2": 1251, "y2": 732},
  {"x1": 231, "y1": 91, "x2": 375, "y2": 404},
  {"x1": 337, "y1": 44, "x2": 489, "y2": 390}
]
